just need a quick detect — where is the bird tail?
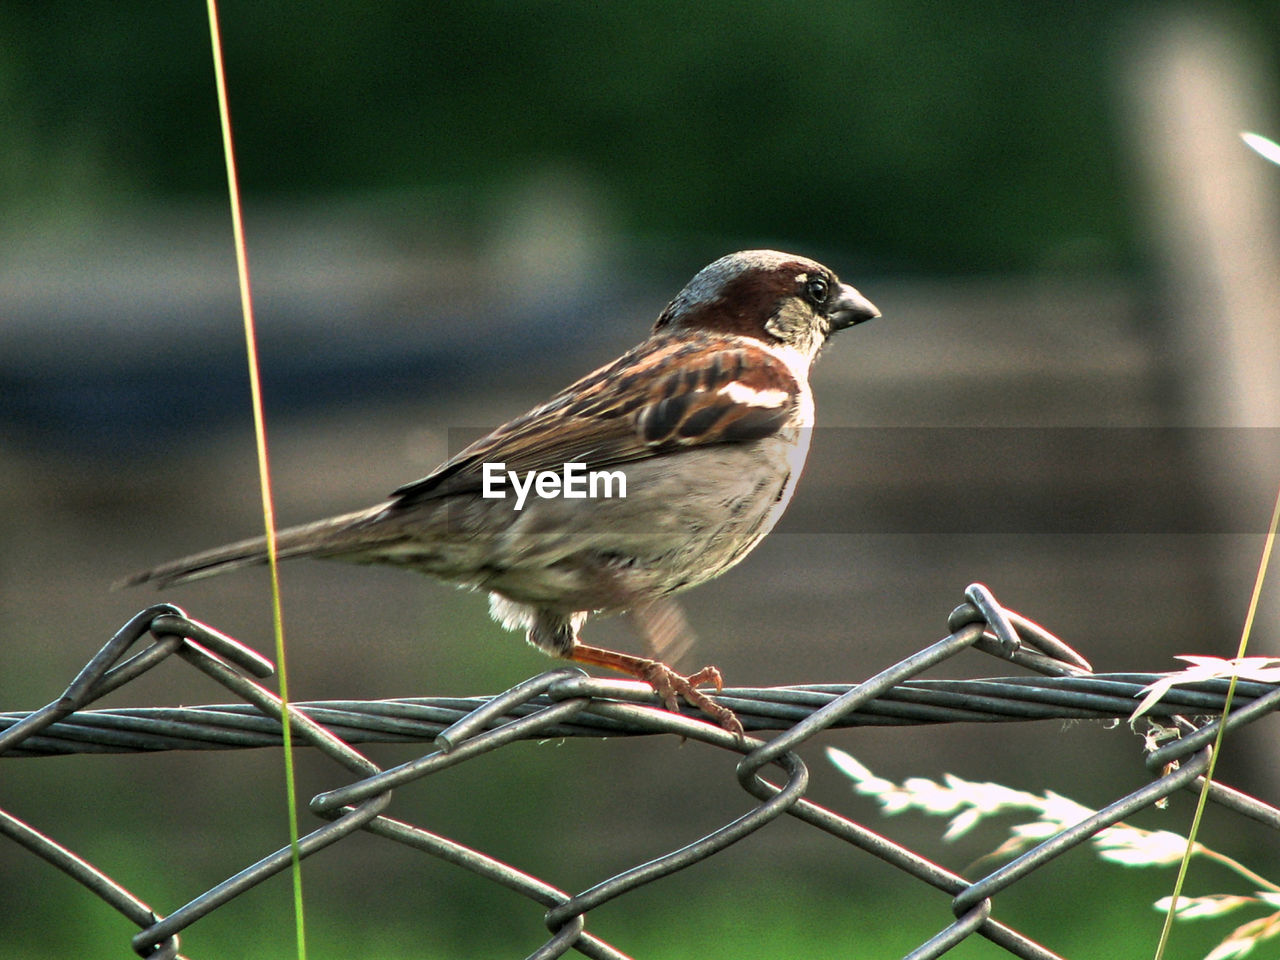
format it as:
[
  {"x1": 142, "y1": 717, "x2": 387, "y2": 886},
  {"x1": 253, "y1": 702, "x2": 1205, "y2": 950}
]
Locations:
[{"x1": 118, "y1": 506, "x2": 390, "y2": 589}]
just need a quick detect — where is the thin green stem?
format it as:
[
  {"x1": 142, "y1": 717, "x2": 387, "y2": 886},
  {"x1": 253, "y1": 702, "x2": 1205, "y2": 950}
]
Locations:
[
  {"x1": 1153, "y1": 481, "x2": 1280, "y2": 959},
  {"x1": 206, "y1": 2, "x2": 306, "y2": 957}
]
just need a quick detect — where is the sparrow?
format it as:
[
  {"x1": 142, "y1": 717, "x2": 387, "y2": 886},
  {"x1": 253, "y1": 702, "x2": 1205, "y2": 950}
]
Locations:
[{"x1": 123, "y1": 250, "x2": 880, "y2": 735}]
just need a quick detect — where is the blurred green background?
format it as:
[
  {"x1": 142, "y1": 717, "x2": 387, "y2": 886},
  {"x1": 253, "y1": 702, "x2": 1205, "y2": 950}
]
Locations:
[
  {"x1": 3, "y1": 1, "x2": 1144, "y2": 273},
  {"x1": 3, "y1": 2, "x2": 1280, "y2": 958}
]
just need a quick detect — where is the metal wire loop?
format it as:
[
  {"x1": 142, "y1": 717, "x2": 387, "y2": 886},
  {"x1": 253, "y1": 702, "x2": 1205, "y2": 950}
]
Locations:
[{"x1": 4, "y1": 585, "x2": 1278, "y2": 960}]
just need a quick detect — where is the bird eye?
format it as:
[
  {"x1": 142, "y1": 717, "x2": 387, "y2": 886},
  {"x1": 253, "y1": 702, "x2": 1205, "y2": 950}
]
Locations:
[{"x1": 805, "y1": 276, "x2": 829, "y2": 304}]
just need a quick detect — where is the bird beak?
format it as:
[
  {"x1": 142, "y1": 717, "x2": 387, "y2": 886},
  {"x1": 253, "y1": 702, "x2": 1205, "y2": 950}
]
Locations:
[{"x1": 829, "y1": 283, "x2": 881, "y2": 330}]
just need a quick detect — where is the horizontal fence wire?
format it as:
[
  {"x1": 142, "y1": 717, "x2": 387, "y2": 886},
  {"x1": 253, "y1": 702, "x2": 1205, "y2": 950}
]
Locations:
[
  {"x1": 2, "y1": 674, "x2": 1271, "y2": 757},
  {"x1": 2, "y1": 584, "x2": 1279, "y2": 960}
]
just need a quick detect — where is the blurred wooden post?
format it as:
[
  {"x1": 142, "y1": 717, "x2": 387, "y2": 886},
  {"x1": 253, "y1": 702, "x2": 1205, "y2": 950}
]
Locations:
[{"x1": 1123, "y1": 13, "x2": 1280, "y2": 652}]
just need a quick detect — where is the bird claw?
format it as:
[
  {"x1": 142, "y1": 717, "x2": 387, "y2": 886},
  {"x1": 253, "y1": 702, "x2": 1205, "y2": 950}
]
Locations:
[{"x1": 638, "y1": 661, "x2": 744, "y2": 738}]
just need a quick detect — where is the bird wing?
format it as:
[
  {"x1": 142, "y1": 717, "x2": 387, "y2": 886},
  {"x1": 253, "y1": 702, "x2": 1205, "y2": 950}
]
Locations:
[{"x1": 390, "y1": 334, "x2": 799, "y2": 506}]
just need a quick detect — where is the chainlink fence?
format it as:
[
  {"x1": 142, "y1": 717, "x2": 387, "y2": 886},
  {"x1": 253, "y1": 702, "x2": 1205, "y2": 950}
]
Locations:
[{"x1": 3, "y1": 583, "x2": 1277, "y2": 960}]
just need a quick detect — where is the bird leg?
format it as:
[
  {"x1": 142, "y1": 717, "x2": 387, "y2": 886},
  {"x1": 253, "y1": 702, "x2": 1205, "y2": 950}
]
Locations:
[
  {"x1": 628, "y1": 596, "x2": 696, "y2": 669},
  {"x1": 568, "y1": 642, "x2": 744, "y2": 738}
]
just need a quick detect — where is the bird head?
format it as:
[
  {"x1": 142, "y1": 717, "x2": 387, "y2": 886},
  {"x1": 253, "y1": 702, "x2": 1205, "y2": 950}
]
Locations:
[{"x1": 652, "y1": 249, "x2": 880, "y2": 363}]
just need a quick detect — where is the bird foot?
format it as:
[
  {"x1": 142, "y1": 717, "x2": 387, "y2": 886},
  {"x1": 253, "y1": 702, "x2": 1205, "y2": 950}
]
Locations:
[
  {"x1": 637, "y1": 661, "x2": 744, "y2": 738},
  {"x1": 568, "y1": 642, "x2": 744, "y2": 738}
]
